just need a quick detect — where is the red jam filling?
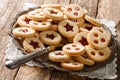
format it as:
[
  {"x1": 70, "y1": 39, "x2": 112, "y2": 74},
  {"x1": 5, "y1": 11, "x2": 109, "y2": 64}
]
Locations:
[
  {"x1": 56, "y1": 52, "x2": 64, "y2": 56},
  {"x1": 24, "y1": 17, "x2": 31, "y2": 24},
  {"x1": 99, "y1": 52, "x2": 104, "y2": 56},
  {"x1": 79, "y1": 37, "x2": 88, "y2": 46},
  {"x1": 46, "y1": 34, "x2": 55, "y2": 39},
  {"x1": 19, "y1": 29, "x2": 28, "y2": 33},
  {"x1": 49, "y1": 10, "x2": 57, "y2": 14},
  {"x1": 64, "y1": 23, "x2": 73, "y2": 31},
  {"x1": 85, "y1": 26, "x2": 93, "y2": 31},
  {"x1": 29, "y1": 40, "x2": 39, "y2": 49}
]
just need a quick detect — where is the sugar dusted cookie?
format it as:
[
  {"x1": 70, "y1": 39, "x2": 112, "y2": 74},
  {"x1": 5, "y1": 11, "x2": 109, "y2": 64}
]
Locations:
[
  {"x1": 62, "y1": 43, "x2": 85, "y2": 56},
  {"x1": 30, "y1": 21, "x2": 51, "y2": 31},
  {"x1": 23, "y1": 37, "x2": 44, "y2": 53},
  {"x1": 85, "y1": 45, "x2": 111, "y2": 62},
  {"x1": 64, "y1": 4, "x2": 85, "y2": 20},
  {"x1": 73, "y1": 32, "x2": 88, "y2": 46},
  {"x1": 61, "y1": 60, "x2": 84, "y2": 70},
  {"x1": 43, "y1": 8, "x2": 63, "y2": 21},
  {"x1": 39, "y1": 30, "x2": 61, "y2": 45},
  {"x1": 58, "y1": 20, "x2": 79, "y2": 38},
  {"x1": 13, "y1": 27, "x2": 35, "y2": 38},
  {"x1": 84, "y1": 15, "x2": 102, "y2": 27},
  {"x1": 48, "y1": 51, "x2": 70, "y2": 62},
  {"x1": 17, "y1": 15, "x2": 31, "y2": 27}
]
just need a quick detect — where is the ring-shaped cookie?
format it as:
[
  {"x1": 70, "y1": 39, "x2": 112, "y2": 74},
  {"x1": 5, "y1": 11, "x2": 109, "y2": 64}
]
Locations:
[
  {"x1": 43, "y1": 8, "x2": 63, "y2": 21},
  {"x1": 39, "y1": 30, "x2": 61, "y2": 45},
  {"x1": 58, "y1": 20, "x2": 79, "y2": 38},
  {"x1": 13, "y1": 27, "x2": 35, "y2": 38},
  {"x1": 48, "y1": 51, "x2": 70, "y2": 62},
  {"x1": 62, "y1": 43, "x2": 85, "y2": 56},
  {"x1": 23, "y1": 37, "x2": 44, "y2": 53},
  {"x1": 85, "y1": 45, "x2": 111, "y2": 62},
  {"x1": 30, "y1": 21, "x2": 51, "y2": 31}
]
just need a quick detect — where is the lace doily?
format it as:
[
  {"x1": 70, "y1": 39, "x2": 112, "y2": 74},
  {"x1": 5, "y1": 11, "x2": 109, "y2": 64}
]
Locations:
[{"x1": 5, "y1": 3, "x2": 117, "y2": 79}]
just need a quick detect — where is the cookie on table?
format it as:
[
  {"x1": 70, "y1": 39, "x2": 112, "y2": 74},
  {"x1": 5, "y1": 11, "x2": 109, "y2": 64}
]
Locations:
[
  {"x1": 58, "y1": 20, "x2": 79, "y2": 38},
  {"x1": 13, "y1": 27, "x2": 35, "y2": 38},
  {"x1": 87, "y1": 28, "x2": 110, "y2": 49},
  {"x1": 48, "y1": 51, "x2": 70, "y2": 62},
  {"x1": 41, "y1": 4, "x2": 62, "y2": 10},
  {"x1": 17, "y1": 15, "x2": 31, "y2": 27},
  {"x1": 30, "y1": 21, "x2": 51, "y2": 31},
  {"x1": 84, "y1": 15, "x2": 102, "y2": 27},
  {"x1": 64, "y1": 4, "x2": 85, "y2": 20},
  {"x1": 43, "y1": 7, "x2": 63, "y2": 21},
  {"x1": 73, "y1": 32, "x2": 88, "y2": 46},
  {"x1": 85, "y1": 45, "x2": 111, "y2": 62},
  {"x1": 74, "y1": 53, "x2": 95, "y2": 66},
  {"x1": 39, "y1": 30, "x2": 62, "y2": 45},
  {"x1": 61, "y1": 60, "x2": 84, "y2": 70},
  {"x1": 27, "y1": 9, "x2": 46, "y2": 21},
  {"x1": 62, "y1": 43, "x2": 85, "y2": 56},
  {"x1": 23, "y1": 37, "x2": 44, "y2": 53}
]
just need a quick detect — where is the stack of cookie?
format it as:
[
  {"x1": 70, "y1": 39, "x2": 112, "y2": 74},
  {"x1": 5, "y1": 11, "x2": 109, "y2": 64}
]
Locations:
[{"x1": 12, "y1": 4, "x2": 111, "y2": 71}]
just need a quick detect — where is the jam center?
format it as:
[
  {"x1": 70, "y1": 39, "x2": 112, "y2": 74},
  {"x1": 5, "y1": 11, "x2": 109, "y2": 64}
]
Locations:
[
  {"x1": 19, "y1": 29, "x2": 28, "y2": 33},
  {"x1": 29, "y1": 40, "x2": 39, "y2": 49},
  {"x1": 46, "y1": 34, "x2": 55, "y2": 39},
  {"x1": 85, "y1": 26, "x2": 93, "y2": 31},
  {"x1": 79, "y1": 37, "x2": 88, "y2": 46},
  {"x1": 56, "y1": 52, "x2": 64, "y2": 56},
  {"x1": 64, "y1": 23, "x2": 73, "y2": 31},
  {"x1": 24, "y1": 17, "x2": 31, "y2": 24},
  {"x1": 49, "y1": 10, "x2": 58, "y2": 14}
]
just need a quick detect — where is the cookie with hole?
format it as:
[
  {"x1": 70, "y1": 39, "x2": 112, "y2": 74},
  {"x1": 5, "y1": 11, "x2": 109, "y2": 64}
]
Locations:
[
  {"x1": 85, "y1": 45, "x2": 111, "y2": 62},
  {"x1": 39, "y1": 30, "x2": 62, "y2": 45},
  {"x1": 62, "y1": 43, "x2": 85, "y2": 56},
  {"x1": 64, "y1": 4, "x2": 85, "y2": 20},
  {"x1": 48, "y1": 50, "x2": 70, "y2": 62}
]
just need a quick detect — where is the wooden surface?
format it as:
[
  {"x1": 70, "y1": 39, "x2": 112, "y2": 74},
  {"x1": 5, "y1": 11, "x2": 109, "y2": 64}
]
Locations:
[{"x1": 0, "y1": 0, "x2": 120, "y2": 80}]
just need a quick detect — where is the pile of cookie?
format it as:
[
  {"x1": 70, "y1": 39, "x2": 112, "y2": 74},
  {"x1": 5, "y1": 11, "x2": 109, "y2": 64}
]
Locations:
[{"x1": 12, "y1": 4, "x2": 111, "y2": 71}]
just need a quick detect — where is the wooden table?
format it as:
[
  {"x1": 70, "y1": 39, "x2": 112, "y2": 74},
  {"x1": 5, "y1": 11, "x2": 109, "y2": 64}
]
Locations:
[{"x1": 0, "y1": 0, "x2": 120, "y2": 80}]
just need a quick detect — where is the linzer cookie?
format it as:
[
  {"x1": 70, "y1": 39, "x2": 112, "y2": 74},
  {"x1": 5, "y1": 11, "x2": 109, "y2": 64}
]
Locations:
[
  {"x1": 62, "y1": 43, "x2": 85, "y2": 56},
  {"x1": 85, "y1": 45, "x2": 111, "y2": 62},
  {"x1": 23, "y1": 37, "x2": 44, "y2": 53},
  {"x1": 13, "y1": 27, "x2": 35, "y2": 38},
  {"x1": 64, "y1": 4, "x2": 85, "y2": 20},
  {"x1": 30, "y1": 21, "x2": 51, "y2": 31},
  {"x1": 61, "y1": 60, "x2": 84, "y2": 70},
  {"x1": 39, "y1": 30, "x2": 61, "y2": 45},
  {"x1": 58, "y1": 20, "x2": 79, "y2": 38},
  {"x1": 87, "y1": 28, "x2": 110, "y2": 49},
  {"x1": 79, "y1": 23, "x2": 94, "y2": 32},
  {"x1": 84, "y1": 15, "x2": 102, "y2": 27},
  {"x1": 43, "y1": 8, "x2": 63, "y2": 21},
  {"x1": 17, "y1": 15, "x2": 31, "y2": 27},
  {"x1": 73, "y1": 32, "x2": 88, "y2": 46},
  {"x1": 48, "y1": 51, "x2": 70, "y2": 62},
  {"x1": 92, "y1": 27, "x2": 111, "y2": 41},
  {"x1": 74, "y1": 53, "x2": 95, "y2": 66},
  {"x1": 27, "y1": 9, "x2": 46, "y2": 21}
]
